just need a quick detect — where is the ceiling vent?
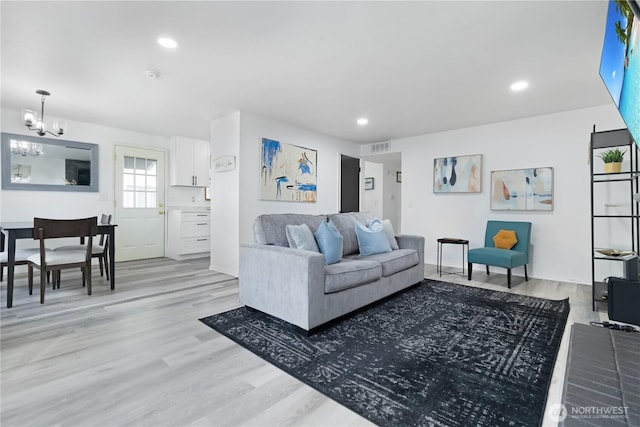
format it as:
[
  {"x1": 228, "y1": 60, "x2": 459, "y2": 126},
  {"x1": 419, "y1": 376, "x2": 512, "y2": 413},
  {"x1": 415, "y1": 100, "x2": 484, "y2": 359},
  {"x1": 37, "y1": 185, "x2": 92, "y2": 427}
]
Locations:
[{"x1": 370, "y1": 142, "x2": 390, "y2": 154}]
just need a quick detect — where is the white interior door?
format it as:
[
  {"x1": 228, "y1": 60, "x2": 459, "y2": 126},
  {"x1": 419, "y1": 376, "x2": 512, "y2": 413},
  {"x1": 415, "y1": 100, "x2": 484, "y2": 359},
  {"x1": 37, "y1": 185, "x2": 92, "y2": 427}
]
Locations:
[{"x1": 114, "y1": 145, "x2": 166, "y2": 261}]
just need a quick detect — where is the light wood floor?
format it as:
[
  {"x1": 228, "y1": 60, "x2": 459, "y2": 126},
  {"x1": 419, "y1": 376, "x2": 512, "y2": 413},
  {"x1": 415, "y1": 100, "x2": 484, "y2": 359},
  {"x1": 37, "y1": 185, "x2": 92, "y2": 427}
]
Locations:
[{"x1": 1, "y1": 258, "x2": 604, "y2": 427}]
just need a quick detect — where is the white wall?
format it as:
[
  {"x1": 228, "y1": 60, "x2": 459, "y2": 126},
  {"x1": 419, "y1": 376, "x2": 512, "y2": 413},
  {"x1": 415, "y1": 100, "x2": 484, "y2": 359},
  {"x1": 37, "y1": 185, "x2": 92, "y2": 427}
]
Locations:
[
  {"x1": 5, "y1": 103, "x2": 631, "y2": 285},
  {"x1": 1, "y1": 108, "x2": 209, "y2": 258},
  {"x1": 382, "y1": 161, "x2": 402, "y2": 232},
  {"x1": 395, "y1": 104, "x2": 628, "y2": 284},
  {"x1": 362, "y1": 161, "x2": 383, "y2": 218},
  {"x1": 237, "y1": 112, "x2": 361, "y2": 247},
  {"x1": 210, "y1": 112, "x2": 241, "y2": 275},
  {"x1": 0, "y1": 108, "x2": 169, "y2": 226},
  {"x1": 210, "y1": 111, "x2": 361, "y2": 276}
]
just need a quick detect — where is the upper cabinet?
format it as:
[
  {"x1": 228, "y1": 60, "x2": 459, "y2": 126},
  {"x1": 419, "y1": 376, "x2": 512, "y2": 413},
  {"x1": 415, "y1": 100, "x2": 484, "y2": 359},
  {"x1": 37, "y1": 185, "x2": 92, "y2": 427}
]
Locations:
[{"x1": 170, "y1": 136, "x2": 210, "y2": 187}]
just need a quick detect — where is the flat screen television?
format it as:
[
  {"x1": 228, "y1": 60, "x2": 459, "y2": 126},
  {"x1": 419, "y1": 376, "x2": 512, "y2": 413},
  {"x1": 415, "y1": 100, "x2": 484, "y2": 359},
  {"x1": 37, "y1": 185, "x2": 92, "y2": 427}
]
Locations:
[{"x1": 599, "y1": 0, "x2": 640, "y2": 149}]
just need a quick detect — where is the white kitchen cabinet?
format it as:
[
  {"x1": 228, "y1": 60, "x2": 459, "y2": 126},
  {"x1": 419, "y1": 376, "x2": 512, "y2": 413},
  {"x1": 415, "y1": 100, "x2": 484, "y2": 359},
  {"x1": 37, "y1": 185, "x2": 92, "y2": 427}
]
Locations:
[
  {"x1": 167, "y1": 208, "x2": 210, "y2": 260},
  {"x1": 170, "y1": 136, "x2": 210, "y2": 186}
]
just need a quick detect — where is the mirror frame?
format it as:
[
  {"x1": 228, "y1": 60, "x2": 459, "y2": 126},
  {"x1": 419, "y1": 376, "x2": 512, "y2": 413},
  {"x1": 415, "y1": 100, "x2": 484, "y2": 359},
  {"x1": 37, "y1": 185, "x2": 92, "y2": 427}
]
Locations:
[{"x1": 1, "y1": 132, "x2": 99, "y2": 192}]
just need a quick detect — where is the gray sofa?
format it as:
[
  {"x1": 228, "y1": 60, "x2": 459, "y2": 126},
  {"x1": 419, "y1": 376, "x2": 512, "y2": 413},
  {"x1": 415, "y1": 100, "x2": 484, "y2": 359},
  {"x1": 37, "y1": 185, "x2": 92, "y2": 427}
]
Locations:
[{"x1": 239, "y1": 212, "x2": 425, "y2": 331}]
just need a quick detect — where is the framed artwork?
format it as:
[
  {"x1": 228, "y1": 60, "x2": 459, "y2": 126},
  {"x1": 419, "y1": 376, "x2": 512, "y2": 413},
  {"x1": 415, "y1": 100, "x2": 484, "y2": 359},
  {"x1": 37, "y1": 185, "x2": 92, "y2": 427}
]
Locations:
[
  {"x1": 365, "y1": 177, "x2": 374, "y2": 190},
  {"x1": 433, "y1": 154, "x2": 481, "y2": 193},
  {"x1": 491, "y1": 167, "x2": 553, "y2": 211},
  {"x1": 260, "y1": 138, "x2": 317, "y2": 202},
  {"x1": 396, "y1": 171, "x2": 402, "y2": 183}
]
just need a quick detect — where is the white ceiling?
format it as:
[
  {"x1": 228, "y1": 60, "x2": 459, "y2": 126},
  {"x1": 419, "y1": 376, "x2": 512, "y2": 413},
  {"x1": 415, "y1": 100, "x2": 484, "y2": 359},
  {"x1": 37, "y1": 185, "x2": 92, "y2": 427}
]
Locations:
[{"x1": 0, "y1": 1, "x2": 614, "y2": 144}]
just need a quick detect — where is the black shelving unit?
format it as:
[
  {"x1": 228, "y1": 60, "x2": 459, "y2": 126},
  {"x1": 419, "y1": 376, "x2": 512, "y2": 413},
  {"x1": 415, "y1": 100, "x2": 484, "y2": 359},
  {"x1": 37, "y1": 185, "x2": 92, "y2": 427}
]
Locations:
[{"x1": 590, "y1": 127, "x2": 640, "y2": 310}]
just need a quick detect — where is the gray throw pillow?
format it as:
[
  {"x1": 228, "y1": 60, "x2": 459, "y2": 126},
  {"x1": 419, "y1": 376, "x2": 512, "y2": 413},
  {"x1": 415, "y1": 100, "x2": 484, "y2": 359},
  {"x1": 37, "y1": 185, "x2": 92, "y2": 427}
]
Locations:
[{"x1": 286, "y1": 224, "x2": 320, "y2": 252}]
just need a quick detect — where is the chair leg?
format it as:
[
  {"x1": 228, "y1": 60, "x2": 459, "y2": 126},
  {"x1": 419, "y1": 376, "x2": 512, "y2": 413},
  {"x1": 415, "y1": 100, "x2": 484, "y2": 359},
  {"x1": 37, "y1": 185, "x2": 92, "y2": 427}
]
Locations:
[
  {"x1": 98, "y1": 258, "x2": 104, "y2": 277},
  {"x1": 40, "y1": 268, "x2": 47, "y2": 304},
  {"x1": 0, "y1": 265, "x2": 3, "y2": 282},
  {"x1": 486, "y1": 265, "x2": 490, "y2": 275},
  {"x1": 507, "y1": 268, "x2": 512, "y2": 289},
  {"x1": 28, "y1": 266, "x2": 33, "y2": 295},
  {"x1": 524, "y1": 265, "x2": 528, "y2": 281},
  {"x1": 86, "y1": 266, "x2": 92, "y2": 296},
  {"x1": 104, "y1": 256, "x2": 109, "y2": 281},
  {"x1": 467, "y1": 263, "x2": 472, "y2": 280}
]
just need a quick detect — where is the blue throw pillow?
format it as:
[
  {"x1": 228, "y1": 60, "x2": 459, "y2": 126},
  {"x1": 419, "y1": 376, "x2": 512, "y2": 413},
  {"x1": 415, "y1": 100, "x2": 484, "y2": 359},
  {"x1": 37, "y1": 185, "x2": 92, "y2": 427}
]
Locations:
[
  {"x1": 355, "y1": 221, "x2": 392, "y2": 256},
  {"x1": 367, "y1": 218, "x2": 399, "y2": 250},
  {"x1": 314, "y1": 219, "x2": 343, "y2": 264}
]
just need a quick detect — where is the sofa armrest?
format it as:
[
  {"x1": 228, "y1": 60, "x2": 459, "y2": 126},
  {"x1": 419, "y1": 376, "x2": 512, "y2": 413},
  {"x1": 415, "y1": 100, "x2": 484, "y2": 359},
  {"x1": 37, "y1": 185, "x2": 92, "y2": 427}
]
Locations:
[
  {"x1": 239, "y1": 244, "x2": 326, "y2": 330},
  {"x1": 396, "y1": 234, "x2": 425, "y2": 267}
]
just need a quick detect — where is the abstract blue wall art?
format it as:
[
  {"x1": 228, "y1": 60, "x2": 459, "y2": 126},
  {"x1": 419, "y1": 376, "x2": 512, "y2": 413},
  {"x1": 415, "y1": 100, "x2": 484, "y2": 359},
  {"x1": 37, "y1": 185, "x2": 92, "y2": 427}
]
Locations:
[
  {"x1": 433, "y1": 154, "x2": 482, "y2": 193},
  {"x1": 491, "y1": 167, "x2": 553, "y2": 211},
  {"x1": 260, "y1": 138, "x2": 317, "y2": 202}
]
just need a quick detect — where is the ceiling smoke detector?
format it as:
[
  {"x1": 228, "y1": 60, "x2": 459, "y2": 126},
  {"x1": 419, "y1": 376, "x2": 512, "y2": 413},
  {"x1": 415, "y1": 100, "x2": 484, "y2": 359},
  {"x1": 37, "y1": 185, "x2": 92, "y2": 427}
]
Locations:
[{"x1": 146, "y1": 69, "x2": 160, "y2": 79}]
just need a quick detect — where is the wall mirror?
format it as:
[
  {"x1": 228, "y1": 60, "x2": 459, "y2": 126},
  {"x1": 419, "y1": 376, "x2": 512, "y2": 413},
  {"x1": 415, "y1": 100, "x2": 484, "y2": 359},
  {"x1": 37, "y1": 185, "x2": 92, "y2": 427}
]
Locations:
[{"x1": 1, "y1": 132, "x2": 99, "y2": 192}]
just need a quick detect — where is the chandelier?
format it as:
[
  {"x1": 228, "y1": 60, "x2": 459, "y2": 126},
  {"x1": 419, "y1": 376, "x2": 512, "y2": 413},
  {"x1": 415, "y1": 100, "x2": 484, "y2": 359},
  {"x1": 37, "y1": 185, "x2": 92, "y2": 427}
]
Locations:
[
  {"x1": 10, "y1": 139, "x2": 44, "y2": 157},
  {"x1": 21, "y1": 90, "x2": 65, "y2": 137}
]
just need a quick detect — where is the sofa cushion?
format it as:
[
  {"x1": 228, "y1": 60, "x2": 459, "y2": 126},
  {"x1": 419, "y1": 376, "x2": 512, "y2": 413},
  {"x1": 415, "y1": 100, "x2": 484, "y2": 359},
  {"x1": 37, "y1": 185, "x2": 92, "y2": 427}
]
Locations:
[
  {"x1": 286, "y1": 224, "x2": 320, "y2": 252},
  {"x1": 254, "y1": 214, "x2": 325, "y2": 246},
  {"x1": 468, "y1": 247, "x2": 527, "y2": 269},
  {"x1": 345, "y1": 249, "x2": 419, "y2": 277},
  {"x1": 315, "y1": 219, "x2": 343, "y2": 265},
  {"x1": 328, "y1": 212, "x2": 375, "y2": 256},
  {"x1": 355, "y1": 221, "x2": 392, "y2": 255},
  {"x1": 324, "y1": 259, "x2": 382, "y2": 293}
]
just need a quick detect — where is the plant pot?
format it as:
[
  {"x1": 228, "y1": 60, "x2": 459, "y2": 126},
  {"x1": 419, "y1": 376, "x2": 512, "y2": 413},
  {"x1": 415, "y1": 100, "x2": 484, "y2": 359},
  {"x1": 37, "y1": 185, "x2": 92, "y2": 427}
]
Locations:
[{"x1": 604, "y1": 162, "x2": 622, "y2": 173}]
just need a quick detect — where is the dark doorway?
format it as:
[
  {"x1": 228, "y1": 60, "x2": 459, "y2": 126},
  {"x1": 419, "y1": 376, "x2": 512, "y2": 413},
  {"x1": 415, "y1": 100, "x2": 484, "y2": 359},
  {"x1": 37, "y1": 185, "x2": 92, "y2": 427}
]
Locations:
[{"x1": 340, "y1": 155, "x2": 360, "y2": 212}]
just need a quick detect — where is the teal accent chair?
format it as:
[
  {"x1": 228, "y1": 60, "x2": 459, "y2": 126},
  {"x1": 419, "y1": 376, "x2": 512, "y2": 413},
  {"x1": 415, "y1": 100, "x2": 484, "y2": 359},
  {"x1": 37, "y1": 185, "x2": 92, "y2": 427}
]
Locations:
[{"x1": 467, "y1": 220, "x2": 532, "y2": 288}]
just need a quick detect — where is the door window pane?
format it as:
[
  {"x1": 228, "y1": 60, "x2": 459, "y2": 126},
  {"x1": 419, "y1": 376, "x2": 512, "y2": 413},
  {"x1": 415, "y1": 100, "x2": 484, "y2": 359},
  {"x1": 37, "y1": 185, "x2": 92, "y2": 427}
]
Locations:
[
  {"x1": 123, "y1": 191, "x2": 135, "y2": 208},
  {"x1": 135, "y1": 157, "x2": 147, "y2": 173},
  {"x1": 121, "y1": 155, "x2": 159, "y2": 208},
  {"x1": 147, "y1": 160, "x2": 157, "y2": 175},
  {"x1": 147, "y1": 176, "x2": 157, "y2": 191},
  {"x1": 123, "y1": 174, "x2": 134, "y2": 191},
  {"x1": 124, "y1": 156, "x2": 135, "y2": 173},
  {"x1": 135, "y1": 175, "x2": 146, "y2": 191}
]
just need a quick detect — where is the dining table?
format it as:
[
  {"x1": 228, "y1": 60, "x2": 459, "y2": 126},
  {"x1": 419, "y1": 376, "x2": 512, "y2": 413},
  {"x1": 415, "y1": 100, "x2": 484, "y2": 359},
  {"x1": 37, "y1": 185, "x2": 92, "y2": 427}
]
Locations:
[{"x1": 0, "y1": 221, "x2": 116, "y2": 308}]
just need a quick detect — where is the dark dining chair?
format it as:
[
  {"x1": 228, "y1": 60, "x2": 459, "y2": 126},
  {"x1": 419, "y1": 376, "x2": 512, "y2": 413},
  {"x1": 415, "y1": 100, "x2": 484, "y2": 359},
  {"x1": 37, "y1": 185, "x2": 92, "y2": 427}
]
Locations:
[
  {"x1": 53, "y1": 214, "x2": 112, "y2": 280},
  {"x1": 1, "y1": 232, "x2": 51, "y2": 283},
  {"x1": 27, "y1": 217, "x2": 97, "y2": 304}
]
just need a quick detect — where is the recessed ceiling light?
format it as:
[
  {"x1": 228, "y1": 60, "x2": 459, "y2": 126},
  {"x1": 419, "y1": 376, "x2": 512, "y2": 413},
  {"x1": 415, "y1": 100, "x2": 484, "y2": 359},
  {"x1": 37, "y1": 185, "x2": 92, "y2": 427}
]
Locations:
[
  {"x1": 158, "y1": 37, "x2": 178, "y2": 49},
  {"x1": 510, "y1": 81, "x2": 529, "y2": 91},
  {"x1": 357, "y1": 118, "x2": 368, "y2": 126}
]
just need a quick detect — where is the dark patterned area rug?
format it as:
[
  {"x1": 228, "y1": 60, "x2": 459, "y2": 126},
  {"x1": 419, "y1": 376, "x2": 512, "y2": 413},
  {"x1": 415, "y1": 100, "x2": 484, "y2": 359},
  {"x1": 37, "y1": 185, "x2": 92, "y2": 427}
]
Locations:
[{"x1": 200, "y1": 280, "x2": 569, "y2": 427}]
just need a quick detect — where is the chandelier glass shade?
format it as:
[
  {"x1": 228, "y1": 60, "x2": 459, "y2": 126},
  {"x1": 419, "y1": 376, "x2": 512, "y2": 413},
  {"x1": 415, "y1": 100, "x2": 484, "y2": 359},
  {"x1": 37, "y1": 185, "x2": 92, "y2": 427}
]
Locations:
[
  {"x1": 10, "y1": 139, "x2": 44, "y2": 157},
  {"x1": 22, "y1": 90, "x2": 66, "y2": 137}
]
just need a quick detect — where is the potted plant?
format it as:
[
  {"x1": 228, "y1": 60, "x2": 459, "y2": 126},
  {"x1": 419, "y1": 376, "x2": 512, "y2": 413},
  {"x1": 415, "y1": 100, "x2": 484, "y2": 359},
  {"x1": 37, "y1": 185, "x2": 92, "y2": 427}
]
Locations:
[{"x1": 600, "y1": 148, "x2": 626, "y2": 173}]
